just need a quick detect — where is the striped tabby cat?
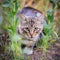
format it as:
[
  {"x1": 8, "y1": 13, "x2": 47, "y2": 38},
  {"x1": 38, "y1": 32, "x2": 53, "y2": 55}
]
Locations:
[{"x1": 17, "y1": 7, "x2": 45, "y2": 55}]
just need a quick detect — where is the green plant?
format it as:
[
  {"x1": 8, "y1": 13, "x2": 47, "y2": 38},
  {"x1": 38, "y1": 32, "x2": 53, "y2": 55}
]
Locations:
[
  {"x1": 1, "y1": 0, "x2": 58, "y2": 60},
  {"x1": 42, "y1": 1, "x2": 57, "y2": 54},
  {"x1": 2, "y1": 0, "x2": 24, "y2": 60}
]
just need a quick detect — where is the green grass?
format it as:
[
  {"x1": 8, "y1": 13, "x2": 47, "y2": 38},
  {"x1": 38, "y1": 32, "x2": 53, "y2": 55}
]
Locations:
[
  {"x1": 1, "y1": 0, "x2": 58, "y2": 60},
  {"x1": 2, "y1": 0, "x2": 24, "y2": 60}
]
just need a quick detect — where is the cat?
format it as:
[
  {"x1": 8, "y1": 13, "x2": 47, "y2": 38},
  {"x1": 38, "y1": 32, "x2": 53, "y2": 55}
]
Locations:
[{"x1": 17, "y1": 7, "x2": 46, "y2": 55}]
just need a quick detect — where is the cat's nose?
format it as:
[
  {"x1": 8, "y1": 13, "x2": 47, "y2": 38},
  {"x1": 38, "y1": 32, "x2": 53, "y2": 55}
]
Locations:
[
  {"x1": 31, "y1": 35, "x2": 33, "y2": 38},
  {"x1": 30, "y1": 32, "x2": 33, "y2": 38}
]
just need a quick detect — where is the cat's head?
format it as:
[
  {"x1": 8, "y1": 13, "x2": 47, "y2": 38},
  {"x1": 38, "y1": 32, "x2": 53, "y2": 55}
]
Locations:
[
  {"x1": 18, "y1": 15, "x2": 44, "y2": 41},
  {"x1": 17, "y1": 7, "x2": 45, "y2": 41}
]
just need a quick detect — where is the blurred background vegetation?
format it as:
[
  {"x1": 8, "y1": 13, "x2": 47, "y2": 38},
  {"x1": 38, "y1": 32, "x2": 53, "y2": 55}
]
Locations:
[{"x1": 0, "y1": 0, "x2": 60, "y2": 60}]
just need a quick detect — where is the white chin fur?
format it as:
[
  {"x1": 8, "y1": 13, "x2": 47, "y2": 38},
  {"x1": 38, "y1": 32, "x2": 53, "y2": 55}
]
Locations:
[
  {"x1": 27, "y1": 34, "x2": 39, "y2": 41},
  {"x1": 22, "y1": 47, "x2": 33, "y2": 55}
]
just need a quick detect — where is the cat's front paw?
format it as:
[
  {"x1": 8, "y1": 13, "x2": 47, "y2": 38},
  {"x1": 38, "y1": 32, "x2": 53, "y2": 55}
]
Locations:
[{"x1": 22, "y1": 47, "x2": 33, "y2": 55}]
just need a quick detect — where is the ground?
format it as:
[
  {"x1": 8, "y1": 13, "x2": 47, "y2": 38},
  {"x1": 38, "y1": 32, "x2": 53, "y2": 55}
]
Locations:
[{"x1": 0, "y1": 33, "x2": 60, "y2": 60}]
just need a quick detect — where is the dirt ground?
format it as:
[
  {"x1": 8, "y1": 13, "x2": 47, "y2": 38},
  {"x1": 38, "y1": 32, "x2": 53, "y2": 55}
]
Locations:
[
  {"x1": 30, "y1": 41, "x2": 60, "y2": 60},
  {"x1": 0, "y1": 33, "x2": 60, "y2": 60}
]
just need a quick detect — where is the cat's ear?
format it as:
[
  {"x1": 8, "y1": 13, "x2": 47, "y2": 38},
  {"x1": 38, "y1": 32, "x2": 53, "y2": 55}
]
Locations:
[
  {"x1": 17, "y1": 11, "x2": 27, "y2": 21},
  {"x1": 20, "y1": 14, "x2": 29, "y2": 21},
  {"x1": 36, "y1": 13, "x2": 45, "y2": 23}
]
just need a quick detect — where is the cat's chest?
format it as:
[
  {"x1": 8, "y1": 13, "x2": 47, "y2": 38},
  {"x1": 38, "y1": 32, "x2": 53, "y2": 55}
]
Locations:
[
  {"x1": 21, "y1": 34, "x2": 40, "y2": 47},
  {"x1": 21, "y1": 39, "x2": 36, "y2": 47}
]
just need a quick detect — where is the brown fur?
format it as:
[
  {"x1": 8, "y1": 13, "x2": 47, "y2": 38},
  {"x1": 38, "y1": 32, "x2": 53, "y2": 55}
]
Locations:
[{"x1": 17, "y1": 7, "x2": 45, "y2": 54}]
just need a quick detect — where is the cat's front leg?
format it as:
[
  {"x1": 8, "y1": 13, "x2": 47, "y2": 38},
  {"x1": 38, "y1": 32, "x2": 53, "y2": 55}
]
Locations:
[{"x1": 21, "y1": 40, "x2": 36, "y2": 55}]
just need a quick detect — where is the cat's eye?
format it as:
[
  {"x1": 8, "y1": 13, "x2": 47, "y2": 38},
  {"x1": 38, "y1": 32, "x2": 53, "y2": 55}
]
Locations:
[
  {"x1": 34, "y1": 27, "x2": 40, "y2": 33},
  {"x1": 25, "y1": 27, "x2": 29, "y2": 30},
  {"x1": 23, "y1": 27, "x2": 29, "y2": 33},
  {"x1": 34, "y1": 27, "x2": 38, "y2": 31},
  {"x1": 25, "y1": 27, "x2": 29, "y2": 31}
]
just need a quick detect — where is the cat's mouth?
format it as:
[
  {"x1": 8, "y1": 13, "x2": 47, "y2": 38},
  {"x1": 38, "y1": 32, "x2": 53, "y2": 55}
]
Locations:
[
  {"x1": 24, "y1": 36, "x2": 39, "y2": 41},
  {"x1": 23, "y1": 37, "x2": 34, "y2": 41},
  {"x1": 27, "y1": 38, "x2": 35, "y2": 41}
]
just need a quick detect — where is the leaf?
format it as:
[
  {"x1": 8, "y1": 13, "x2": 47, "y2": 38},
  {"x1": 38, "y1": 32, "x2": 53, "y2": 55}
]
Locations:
[
  {"x1": 47, "y1": 8, "x2": 54, "y2": 22},
  {"x1": 43, "y1": 19, "x2": 48, "y2": 28},
  {"x1": 12, "y1": 34, "x2": 21, "y2": 42},
  {"x1": 11, "y1": 43, "x2": 15, "y2": 51},
  {"x1": 2, "y1": 2, "x2": 11, "y2": 7}
]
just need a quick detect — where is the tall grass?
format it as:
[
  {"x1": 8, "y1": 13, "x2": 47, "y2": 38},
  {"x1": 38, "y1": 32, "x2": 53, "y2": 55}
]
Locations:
[
  {"x1": 36, "y1": 1, "x2": 57, "y2": 60},
  {"x1": 2, "y1": 0, "x2": 24, "y2": 60},
  {"x1": 1, "y1": 0, "x2": 58, "y2": 60},
  {"x1": 41, "y1": 1, "x2": 58, "y2": 59}
]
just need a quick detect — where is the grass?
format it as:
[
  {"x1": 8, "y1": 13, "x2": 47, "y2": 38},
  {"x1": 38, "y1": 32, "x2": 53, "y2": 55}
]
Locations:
[
  {"x1": 0, "y1": 0, "x2": 59, "y2": 60},
  {"x1": 36, "y1": 1, "x2": 57, "y2": 59},
  {"x1": 2, "y1": 0, "x2": 24, "y2": 60}
]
